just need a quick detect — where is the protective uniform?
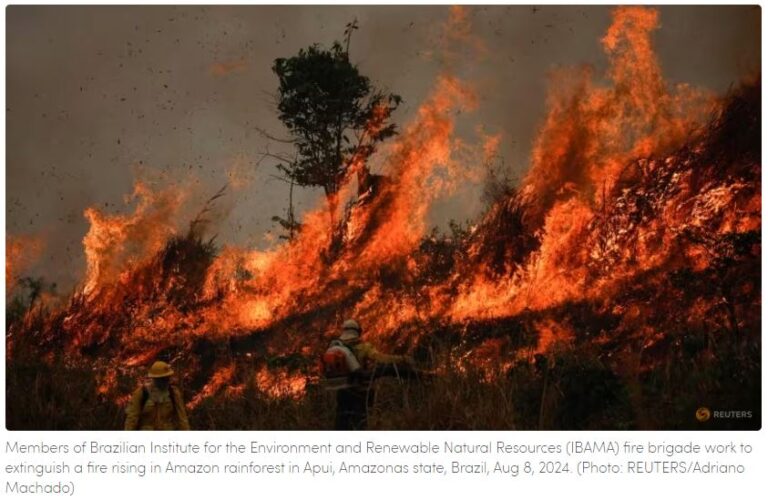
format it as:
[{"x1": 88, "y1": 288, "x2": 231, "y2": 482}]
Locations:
[
  {"x1": 124, "y1": 361, "x2": 190, "y2": 431},
  {"x1": 334, "y1": 320, "x2": 409, "y2": 430},
  {"x1": 349, "y1": 342, "x2": 409, "y2": 367}
]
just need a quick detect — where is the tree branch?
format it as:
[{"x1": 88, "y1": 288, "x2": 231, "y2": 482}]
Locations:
[
  {"x1": 268, "y1": 174, "x2": 294, "y2": 184},
  {"x1": 254, "y1": 126, "x2": 296, "y2": 144},
  {"x1": 257, "y1": 150, "x2": 294, "y2": 164}
]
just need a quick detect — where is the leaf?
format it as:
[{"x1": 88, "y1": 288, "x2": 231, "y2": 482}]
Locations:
[{"x1": 270, "y1": 29, "x2": 400, "y2": 195}]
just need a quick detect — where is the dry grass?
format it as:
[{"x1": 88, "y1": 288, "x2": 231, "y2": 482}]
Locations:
[{"x1": 7, "y1": 334, "x2": 759, "y2": 430}]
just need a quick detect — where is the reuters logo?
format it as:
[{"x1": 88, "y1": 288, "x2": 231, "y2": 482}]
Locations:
[{"x1": 696, "y1": 407, "x2": 711, "y2": 422}]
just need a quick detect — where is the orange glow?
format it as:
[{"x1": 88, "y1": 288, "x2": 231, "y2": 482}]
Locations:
[
  {"x1": 255, "y1": 366, "x2": 307, "y2": 399},
  {"x1": 189, "y1": 364, "x2": 236, "y2": 409},
  {"x1": 209, "y1": 59, "x2": 247, "y2": 77},
  {"x1": 6, "y1": 7, "x2": 760, "y2": 408},
  {"x1": 6, "y1": 234, "x2": 44, "y2": 294}
]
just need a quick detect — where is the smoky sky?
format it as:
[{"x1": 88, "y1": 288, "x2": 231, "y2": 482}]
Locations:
[{"x1": 6, "y1": 5, "x2": 761, "y2": 290}]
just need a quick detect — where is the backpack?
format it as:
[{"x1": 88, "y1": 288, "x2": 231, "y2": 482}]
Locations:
[
  {"x1": 320, "y1": 340, "x2": 362, "y2": 390},
  {"x1": 321, "y1": 340, "x2": 361, "y2": 377}
]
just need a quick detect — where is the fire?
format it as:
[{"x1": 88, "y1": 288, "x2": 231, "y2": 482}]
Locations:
[
  {"x1": 6, "y1": 234, "x2": 44, "y2": 294},
  {"x1": 254, "y1": 366, "x2": 307, "y2": 399},
  {"x1": 82, "y1": 180, "x2": 187, "y2": 294},
  {"x1": 189, "y1": 364, "x2": 236, "y2": 409},
  {"x1": 448, "y1": 5, "x2": 722, "y2": 322},
  {"x1": 6, "y1": 7, "x2": 760, "y2": 411}
]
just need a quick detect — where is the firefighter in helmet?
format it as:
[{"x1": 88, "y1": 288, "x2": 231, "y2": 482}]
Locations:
[
  {"x1": 124, "y1": 360, "x2": 191, "y2": 430},
  {"x1": 329, "y1": 319, "x2": 413, "y2": 430}
]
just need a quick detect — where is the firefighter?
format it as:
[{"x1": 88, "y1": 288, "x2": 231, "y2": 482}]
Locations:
[
  {"x1": 124, "y1": 360, "x2": 191, "y2": 430},
  {"x1": 332, "y1": 319, "x2": 413, "y2": 430}
]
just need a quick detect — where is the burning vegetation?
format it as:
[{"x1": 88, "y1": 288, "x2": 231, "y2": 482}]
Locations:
[{"x1": 6, "y1": 7, "x2": 760, "y2": 429}]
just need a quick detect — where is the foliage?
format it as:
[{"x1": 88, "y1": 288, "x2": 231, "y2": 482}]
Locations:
[
  {"x1": 272, "y1": 29, "x2": 402, "y2": 202},
  {"x1": 271, "y1": 211, "x2": 302, "y2": 241},
  {"x1": 6, "y1": 276, "x2": 56, "y2": 327}
]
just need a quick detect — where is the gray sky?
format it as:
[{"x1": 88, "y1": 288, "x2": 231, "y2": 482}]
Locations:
[{"x1": 6, "y1": 5, "x2": 760, "y2": 290}]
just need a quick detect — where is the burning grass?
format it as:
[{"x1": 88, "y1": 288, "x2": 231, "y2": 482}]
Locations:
[
  {"x1": 7, "y1": 334, "x2": 758, "y2": 430},
  {"x1": 5, "y1": 7, "x2": 761, "y2": 430}
]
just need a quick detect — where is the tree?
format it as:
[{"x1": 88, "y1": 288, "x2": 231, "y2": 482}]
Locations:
[{"x1": 271, "y1": 22, "x2": 402, "y2": 230}]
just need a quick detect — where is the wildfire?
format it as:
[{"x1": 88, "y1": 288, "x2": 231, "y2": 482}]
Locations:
[
  {"x1": 6, "y1": 7, "x2": 760, "y2": 411},
  {"x1": 254, "y1": 366, "x2": 307, "y2": 400},
  {"x1": 6, "y1": 234, "x2": 44, "y2": 294},
  {"x1": 82, "y1": 180, "x2": 187, "y2": 294}
]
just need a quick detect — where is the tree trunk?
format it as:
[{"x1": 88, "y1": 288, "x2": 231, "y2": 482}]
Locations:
[{"x1": 288, "y1": 179, "x2": 296, "y2": 241}]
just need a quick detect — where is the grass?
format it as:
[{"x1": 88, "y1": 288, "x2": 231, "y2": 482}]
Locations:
[
  {"x1": 6, "y1": 333, "x2": 759, "y2": 430},
  {"x1": 5, "y1": 80, "x2": 761, "y2": 431}
]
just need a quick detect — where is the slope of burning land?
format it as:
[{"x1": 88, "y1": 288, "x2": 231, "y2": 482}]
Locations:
[{"x1": 6, "y1": 7, "x2": 760, "y2": 429}]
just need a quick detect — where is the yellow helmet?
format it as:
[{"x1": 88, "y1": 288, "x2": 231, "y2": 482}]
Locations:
[{"x1": 147, "y1": 361, "x2": 174, "y2": 378}]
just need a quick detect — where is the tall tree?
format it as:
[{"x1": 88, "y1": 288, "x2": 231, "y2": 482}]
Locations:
[{"x1": 271, "y1": 22, "x2": 401, "y2": 229}]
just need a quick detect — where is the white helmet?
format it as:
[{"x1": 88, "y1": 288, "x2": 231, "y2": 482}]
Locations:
[{"x1": 340, "y1": 319, "x2": 362, "y2": 341}]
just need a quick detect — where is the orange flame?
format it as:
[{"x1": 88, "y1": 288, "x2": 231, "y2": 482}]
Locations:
[
  {"x1": 6, "y1": 234, "x2": 44, "y2": 294},
  {"x1": 6, "y1": 7, "x2": 760, "y2": 409}
]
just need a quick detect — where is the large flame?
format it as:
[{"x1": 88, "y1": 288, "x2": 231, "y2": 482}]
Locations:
[{"x1": 7, "y1": 7, "x2": 760, "y2": 410}]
